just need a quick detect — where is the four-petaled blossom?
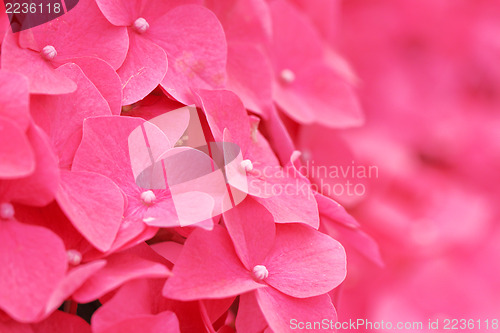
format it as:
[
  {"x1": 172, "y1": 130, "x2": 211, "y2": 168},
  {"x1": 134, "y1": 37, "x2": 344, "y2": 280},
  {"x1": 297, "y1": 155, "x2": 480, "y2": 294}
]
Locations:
[{"x1": 164, "y1": 198, "x2": 346, "y2": 332}]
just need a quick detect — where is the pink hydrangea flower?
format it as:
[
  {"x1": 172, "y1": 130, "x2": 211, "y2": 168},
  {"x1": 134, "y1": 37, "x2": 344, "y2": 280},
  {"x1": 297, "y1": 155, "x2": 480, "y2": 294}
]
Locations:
[{"x1": 1, "y1": 0, "x2": 128, "y2": 94}]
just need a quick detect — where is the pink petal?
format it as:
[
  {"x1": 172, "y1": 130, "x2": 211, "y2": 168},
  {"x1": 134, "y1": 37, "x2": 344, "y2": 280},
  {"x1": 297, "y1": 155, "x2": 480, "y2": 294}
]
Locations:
[
  {"x1": 252, "y1": 171, "x2": 319, "y2": 227},
  {"x1": 99, "y1": 312, "x2": 179, "y2": 333},
  {"x1": 218, "y1": 325, "x2": 236, "y2": 333},
  {"x1": 205, "y1": 0, "x2": 272, "y2": 44},
  {"x1": 288, "y1": 0, "x2": 339, "y2": 43},
  {"x1": 163, "y1": 226, "x2": 263, "y2": 301},
  {"x1": 95, "y1": 0, "x2": 139, "y2": 26},
  {"x1": 150, "y1": 241, "x2": 183, "y2": 265},
  {"x1": 153, "y1": 5, "x2": 227, "y2": 104},
  {"x1": 0, "y1": 117, "x2": 34, "y2": 179},
  {"x1": 223, "y1": 197, "x2": 276, "y2": 269},
  {"x1": 260, "y1": 106, "x2": 296, "y2": 166},
  {"x1": 123, "y1": 93, "x2": 184, "y2": 119},
  {"x1": 0, "y1": 220, "x2": 67, "y2": 322},
  {"x1": 96, "y1": 0, "x2": 202, "y2": 26},
  {"x1": 157, "y1": 147, "x2": 225, "y2": 227},
  {"x1": 263, "y1": 224, "x2": 346, "y2": 298},
  {"x1": 269, "y1": 0, "x2": 323, "y2": 70},
  {"x1": 316, "y1": 192, "x2": 360, "y2": 228},
  {"x1": 296, "y1": 125, "x2": 367, "y2": 206},
  {"x1": 255, "y1": 288, "x2": 337, "y2": 333},
  {"x1": 250, "y1": 150, "x2": 320, "y2": 227},
  {"x1": 126, "y1": 101, "x2": 191, "y2": 148},
  {"x1": 0, "y1": 319, "x2": 32, "y2": 332},
  {"x1": 14, "y1": 201, "x2": 94, "y2": 259},
  {"x1": 118, "y1": 33, "x2": 168, "y2": 105},
  {"x1": 0, "y1": 71, "x2": 30, "y2": 130},
  {"x1": 1, "y1": 124, "x2": 60, "y2": 206},
  {"x1": 165, "y1": 299, "x2": 232, "y2": 332},
  {"x1": 56, "y1": 170, "x2": 125, "y2": 252},
  {"x1": 0, "y1": 2, "x2": 9, "y2": 38},
  {"x1": 93, "y1": 263, "x2": 226, "y2": 331},
  {"x1": 0, "y1": 311, "x2": 91, "y2": 333},
  {"x1": 139, "y1": 0, "x2": 203, "y2": 22},
  {"x1": 199, "y1": 89, "x2": 319, "y2": 226},
  {"x1": 72, "y1": 115, "x2": 145, "y2": 190},
  {"x1": 101, "y1": 216, "x2": 152, "y2": 254},
  {"x1": 29, "y1": 0, "x2": 128, "y2": 69},
  {"x1": 226, "y1": 42, "x2": 273, "y2": 115},
  {"x1": 31, "y1": 63, "x2": 112, "y2": 169},
  {"x1": 127, "y1": 117, "x2": 171, "y2": 185},
  {"x1": 236, "y1": 291, "x2": 269, "y2": 333},
  {"x1": 72, "y1": 252, "x2": 170, "y2": 303},
  {"x1": 1, "y1": 33, "x2": 77, "y2": 95},
  {"x1": 70, "y1": 57, "x2": 123, "y2": 115},
  {"x1": 270, "y1": 0, "x2": 363, "y2": 127},
  {"x1": 92, "y1": 278, "x2": 168, "y2": 332}
]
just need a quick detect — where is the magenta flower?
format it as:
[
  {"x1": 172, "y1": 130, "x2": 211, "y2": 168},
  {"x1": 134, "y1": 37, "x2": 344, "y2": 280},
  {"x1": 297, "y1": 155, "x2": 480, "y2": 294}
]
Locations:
[
  {"x1": 96, "y1": 0, "x2": 227, "y2": 105},
  {"x1": 0, "y1": 71, "x2": 33, "y2": 179},
  {"x1": 164, "y1": 198, "x2": 346, "y2": 332}
]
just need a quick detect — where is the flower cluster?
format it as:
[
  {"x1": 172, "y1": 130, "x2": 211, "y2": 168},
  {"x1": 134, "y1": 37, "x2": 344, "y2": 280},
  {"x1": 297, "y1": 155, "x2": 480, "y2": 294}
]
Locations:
[
  {"x1": 0, "y1": 0, "x2": 372, "y2": 332},
  {"x1": 334, "y1": 0, "x2": 500, "y2": 330}
]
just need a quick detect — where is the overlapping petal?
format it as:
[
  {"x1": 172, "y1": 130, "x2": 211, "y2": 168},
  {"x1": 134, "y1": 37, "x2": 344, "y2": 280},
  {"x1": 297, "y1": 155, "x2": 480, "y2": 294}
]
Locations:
[
  {"x1": 0, "y1": 220, "x2": 67, "y2": 322},
  {"x1": 263, "y1": 223, "x2": 347, "y2": 298}
]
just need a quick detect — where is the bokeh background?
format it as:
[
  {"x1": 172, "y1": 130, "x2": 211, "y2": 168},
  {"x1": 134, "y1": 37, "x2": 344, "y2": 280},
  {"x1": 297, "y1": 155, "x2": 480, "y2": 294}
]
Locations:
[{"x1": 324, "y1": 0, "x2": 500, "y2": 331}]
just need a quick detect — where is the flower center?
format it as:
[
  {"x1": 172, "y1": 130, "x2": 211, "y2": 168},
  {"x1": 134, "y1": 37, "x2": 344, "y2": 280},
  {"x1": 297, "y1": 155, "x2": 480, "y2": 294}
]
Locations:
[
  {"x1": 252, "y1": 265, "x2": 269, "y2": 281},
  {"x1": 240, "y1": 159, "x2": 254, "y2": 172},
  {"x1": 66, "y1": 249, "x2": 82, "y2": 266},
  {"x1": 280, "y1": 69, "x2": 295, "y2": 84},
  {"x1": 41, "y1": 45, "x2": 57, "y2": 60},
  {"x1": 0, "y1": 203, "x2": 14, "y2": 220},
  {"x1": 140, "y1": 190, "x2": 156, "y2": 205},
  {"x1": 133, "y1": 17, "x2": 150, "y2": 34}
]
